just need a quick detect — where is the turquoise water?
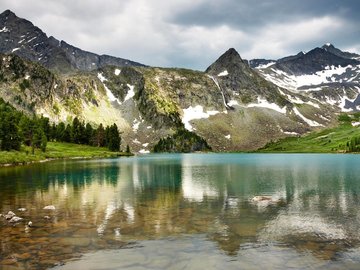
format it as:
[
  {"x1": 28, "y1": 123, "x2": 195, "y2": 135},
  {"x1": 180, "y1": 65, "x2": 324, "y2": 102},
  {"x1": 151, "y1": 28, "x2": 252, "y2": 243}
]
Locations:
[{"x1": 1, "y1": 153, "x2": 360, "y2": 269}]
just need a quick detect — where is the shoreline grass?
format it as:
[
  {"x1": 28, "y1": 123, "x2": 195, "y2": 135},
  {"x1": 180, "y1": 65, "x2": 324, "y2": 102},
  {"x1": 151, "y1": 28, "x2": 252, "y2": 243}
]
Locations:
[
  {"x1": 257, "y1": 124, "x2": 360, "y2": 153},
  {"x1": 0, "y1": 142, "x2": 133, "y2": 166}
]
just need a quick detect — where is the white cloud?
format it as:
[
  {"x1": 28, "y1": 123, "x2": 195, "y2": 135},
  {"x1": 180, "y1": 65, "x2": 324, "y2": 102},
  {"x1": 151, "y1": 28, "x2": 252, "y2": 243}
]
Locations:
[{"x1": 243, "y1": 16, "x2": 347, "y2": 59}]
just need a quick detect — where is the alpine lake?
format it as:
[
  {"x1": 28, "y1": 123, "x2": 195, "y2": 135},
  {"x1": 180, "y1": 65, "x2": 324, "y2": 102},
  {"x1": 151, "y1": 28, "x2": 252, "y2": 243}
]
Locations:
[{"x1": 1, "y1": 153, "x2": 360, "y2": 269}]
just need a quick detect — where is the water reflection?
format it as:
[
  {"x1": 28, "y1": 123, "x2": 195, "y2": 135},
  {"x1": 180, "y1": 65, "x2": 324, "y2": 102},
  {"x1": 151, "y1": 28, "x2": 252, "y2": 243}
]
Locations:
[{"x1": 1, "y1": 154, "x2": 360, "y2": 269}]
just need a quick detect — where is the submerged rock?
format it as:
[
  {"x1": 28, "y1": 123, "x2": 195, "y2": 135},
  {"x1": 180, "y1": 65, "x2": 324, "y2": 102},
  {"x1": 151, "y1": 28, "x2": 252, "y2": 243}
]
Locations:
[
  {"x1": 9, "y1": 216, "x2": 23, "y2": 223},
  {"x1": 43, "y1": 205, "x2": 56, "y2": 210},
  {"x1": 18, "y1": 208, "x2": 27, "y2": 212},
  {"x1": 4, "y1": 211, "x2": 16, "y2": 220},
  {"x1": 250, "y1": 196, "x2": 284, "y2": 208},
  {"x1": 251, "y1": 196, "x2": 273, "y2": 202}
]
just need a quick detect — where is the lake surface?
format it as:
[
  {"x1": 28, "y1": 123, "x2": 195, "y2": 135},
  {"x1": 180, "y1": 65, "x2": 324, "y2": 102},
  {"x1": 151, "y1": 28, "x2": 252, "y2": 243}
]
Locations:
[{"x1": 1, "y1": 153, "x2": 360, "y2": 269}]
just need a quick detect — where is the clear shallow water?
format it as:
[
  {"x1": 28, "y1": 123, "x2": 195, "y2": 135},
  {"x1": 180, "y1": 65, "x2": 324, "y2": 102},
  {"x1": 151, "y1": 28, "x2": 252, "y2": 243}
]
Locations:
[{"x1": 1, "y1": 153, "x2": 360, "y2": 269}]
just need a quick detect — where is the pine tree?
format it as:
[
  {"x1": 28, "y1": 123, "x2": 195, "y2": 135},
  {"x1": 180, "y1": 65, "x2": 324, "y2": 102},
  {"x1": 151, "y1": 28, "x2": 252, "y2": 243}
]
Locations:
[
  {"x1": 0, "y1": 111, "x2": 21, "y2": 151},
  {"x1": 95, "y1": 124, "x2": 105, "y2": 147},
  {"x1": 56, "y1": 122, "x2": 66, "y2": 141},
  {"x1": 107, "y1": 124, "x2": 121, "y2": 151},
  {"x1": 84, "y1": 123, "x2": 93, "y2": 145}
]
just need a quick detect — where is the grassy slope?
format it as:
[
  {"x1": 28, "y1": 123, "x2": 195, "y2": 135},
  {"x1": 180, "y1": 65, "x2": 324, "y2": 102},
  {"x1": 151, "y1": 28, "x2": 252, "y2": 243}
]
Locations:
[
  {"x1": 258, "y1": 124, "x2": 360, "y2": 153},
  {"x1": 0, "y1": 142, "x2": 131, "y2": 165}
]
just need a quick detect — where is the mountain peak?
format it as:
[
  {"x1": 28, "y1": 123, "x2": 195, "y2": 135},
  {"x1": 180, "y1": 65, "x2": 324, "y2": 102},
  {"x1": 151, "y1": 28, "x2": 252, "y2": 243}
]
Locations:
[
  {"x1": 205, "y1": 48, "x2": 245, "y2": 74},
  {"x1": 322, "y1": 43, "x2": 335, "y2": 50},
  {"x1": 0, "y1": 9, "x2": 17, "y2": 19},
  {"x1": 220, "y1": 48, "x2": 243, "y2": 62}
]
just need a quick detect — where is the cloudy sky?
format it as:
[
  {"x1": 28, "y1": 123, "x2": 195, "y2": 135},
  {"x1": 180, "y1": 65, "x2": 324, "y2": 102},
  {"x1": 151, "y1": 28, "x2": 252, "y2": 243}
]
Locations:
[{"x1": 1, "y1": 0, "x2": 359, "y2": 70}]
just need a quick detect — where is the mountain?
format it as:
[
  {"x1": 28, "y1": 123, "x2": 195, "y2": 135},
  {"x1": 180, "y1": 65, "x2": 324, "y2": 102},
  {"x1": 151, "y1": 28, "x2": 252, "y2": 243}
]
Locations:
[
  {"x1": 0, "y1": 10, "x2": 144, "y2": 73},
  {"x1": 0, "y1": 10, "x2": 347, "y2": 153},
  {"x1": 253, "y1": 44, "x2": 360, "y2": 113},
  {"x1": 322, "y1": 43, "x2": 360, "y2": 60}
]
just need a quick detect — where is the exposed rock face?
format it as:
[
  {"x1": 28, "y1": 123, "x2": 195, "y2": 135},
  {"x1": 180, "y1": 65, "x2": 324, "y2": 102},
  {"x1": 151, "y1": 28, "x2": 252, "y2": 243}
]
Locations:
[
  {"x1": 0, "y1": 10, "x2": 145, "y2": 73},
  {"x1": 253, "y1": 44, "x2": 360, "y2": 113},
  {"x1": 205, "y1": 48, "x2": 290, "y2": 108},
  {"x1": 322, "y1": 43, "x2": 360, "y2": 60},
  {"x1": 249, "y1": 59, "x2": 275, "y2": 69},
  {"x1": 274, "y1": 47, "x2": 358, "y2": 75}
]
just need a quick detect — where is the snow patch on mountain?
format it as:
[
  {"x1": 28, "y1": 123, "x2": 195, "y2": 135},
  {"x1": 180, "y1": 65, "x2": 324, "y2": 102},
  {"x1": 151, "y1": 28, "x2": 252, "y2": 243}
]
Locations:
[
  {"x1": 208, "y1": 75, "x2": 230, "y2": 109},
  {"x1": 0, "y1": 27, "x2": 9, "y2": 33},
  {"x1": 258, "y1": 64, "x2": 358, "y2": 92},
  {"x1": 227, "y1": 100, "x2": 239, "y2": 106},
  {"x1": 114, "y1": 69, "x2": 121, "y2": 76},
  {"x1": 218, "y1": 70, "x2": 229, "y2": 77},
  {"x1": 132, "y1": 119, "x2": 141, "y2": 131},
  {"x1": 277, "y1": 125, "x2": 299, "y2": 135},
  {"x1": 124, "y1": 84, "x2": 135, "y2": 101},
  {"x1": 247, "y1": 97, "x2": 287, "y2": 114},
  {"x1": 293, "y1": 107, "x2": 322, "y2": 127},
  {"x1": 255, "y1": 62, "x2": 276, "y2": 69},
  {"x1": 97, "y1": 73, "x2": 122, "y2": 105},
  {"x1": 292, "y1": 65, "x2": 351, "y2": 88},
  {"x1": 182, "y1": 105, "x2": 220, "y2": 131}
]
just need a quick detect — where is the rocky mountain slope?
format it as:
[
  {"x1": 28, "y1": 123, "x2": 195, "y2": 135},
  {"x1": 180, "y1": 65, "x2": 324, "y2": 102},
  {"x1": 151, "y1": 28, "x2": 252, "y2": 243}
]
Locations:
[
  {"x1": 253, "y1": 44, "x2": 360, "y2": 112},
  {"x1": 0, "y1": 10, "x2": 144, "y2": 73},
  {"x1": 0, "y1": 10, "x2": 351, "y2": 153}
]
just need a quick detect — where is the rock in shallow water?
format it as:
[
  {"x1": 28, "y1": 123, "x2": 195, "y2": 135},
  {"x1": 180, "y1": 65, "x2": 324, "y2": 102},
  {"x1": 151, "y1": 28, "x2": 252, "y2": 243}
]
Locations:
[
  {"x1": 9, "y1": 216, "x2": 23, "y2": 223},
  {"x1": 5, "y1": 211, "x2": 16, "y2": 219},
  {"x1": 43, "y1": 205, "x2": 56, "y2": 210}
]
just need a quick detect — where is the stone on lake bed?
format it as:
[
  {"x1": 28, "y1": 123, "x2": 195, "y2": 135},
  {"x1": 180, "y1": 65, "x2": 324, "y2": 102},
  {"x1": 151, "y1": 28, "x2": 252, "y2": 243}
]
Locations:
[
  {"x1": 251, "y1": 196, "x2": 273, "y2": 201},
  {"x1": 18, "y1": 208, "x2": 27, "y2": 212},
  {"x1": 43, "y1": 205, "x2": 56, "y2": 210},
  {"x1": 9, "y1": 216, "x2": 23, "y2": 223},
  {"x1": 5, "y1": 211, "x2": 16, "y2": 219}
]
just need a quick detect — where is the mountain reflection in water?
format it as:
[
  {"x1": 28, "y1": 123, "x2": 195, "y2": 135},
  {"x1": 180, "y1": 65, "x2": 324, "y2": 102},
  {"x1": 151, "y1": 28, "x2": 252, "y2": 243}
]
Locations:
[{"x1": 1, "y1": 153, "x2": 360, "y2": 269}]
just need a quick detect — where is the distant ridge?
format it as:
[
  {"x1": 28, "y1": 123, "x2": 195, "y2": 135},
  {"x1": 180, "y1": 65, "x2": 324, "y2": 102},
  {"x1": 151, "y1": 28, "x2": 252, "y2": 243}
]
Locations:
[{"x1": 0, "y1": 9, "x2": 145, "y2": 73}]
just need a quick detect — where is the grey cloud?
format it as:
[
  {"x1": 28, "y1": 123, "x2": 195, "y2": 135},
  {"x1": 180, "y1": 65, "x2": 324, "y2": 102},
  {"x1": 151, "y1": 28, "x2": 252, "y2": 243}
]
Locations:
[
  {"x1": 171, "y1": 0, "x2": 360, "y2": 30},
  {"x1": 0, "y1": 0, "x2": 359, "y2": 70}
]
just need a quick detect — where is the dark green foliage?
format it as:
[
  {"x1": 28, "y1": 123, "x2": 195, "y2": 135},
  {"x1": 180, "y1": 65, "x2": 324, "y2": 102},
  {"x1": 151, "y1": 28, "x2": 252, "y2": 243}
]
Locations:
[
  {"x1": 18, "y1": 115, "x2": 48, "y2": 153},
  {"x1": 153, "y1": 129, "x2": 211, "y2": 153},
  {"x1": 55, "y1": 122, "x2": 66, "y2": 141},
  {"x1": 348, "y1": 136, "x2": 360, "y2": 152},
  {"x1": 40, "y1": 133, "x2": 47, "y2": 152},
  {"x1": 0, "y1": 98, "x2": 121, "y2": 153},
  {"x1": 107, "y1": 124, "x2": 121, "y2": 152},
  {"x1": 9, "y1": 55, "x2": 26, "y2": 80},
  {"x1": 94, "y1": 124, "x2": 106, "y2": 147},
  {"x1": 126, "y1": 144, "x2": 131, "y2": 154},
  {"x1": 338, "y1": 113, "x2": 352, "y2": 124},
  {"x1": 19, "y1": 79, "x2": 31, "y2": 91},
  {"x1": 0, "y1": 99, "x2": 48, "y2": 152},
  {"x1": 33, "y1": 126, "x2": 47, "y2": 153},
  {"x1": 63, "y1": 125, "x2": 72, "y2": 143},
  {"x1": 0, "y1": 104, "x2": 22, "y2": 151},
  {"x1": 84, "y1": 123, "x2": 94, "y2": 145}
]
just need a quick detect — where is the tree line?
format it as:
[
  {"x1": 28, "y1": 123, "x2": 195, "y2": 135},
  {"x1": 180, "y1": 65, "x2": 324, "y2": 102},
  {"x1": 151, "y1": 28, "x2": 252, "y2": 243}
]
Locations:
[
  {"x1": 153, "y1": 128, "x2": 211, "y2": 153},
  {"x1": 347, "y1": 136, "x2": 360, "y2": 152},
  {"x1": 0, "y1": 98, "x2": 122, "y2": 153}
]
